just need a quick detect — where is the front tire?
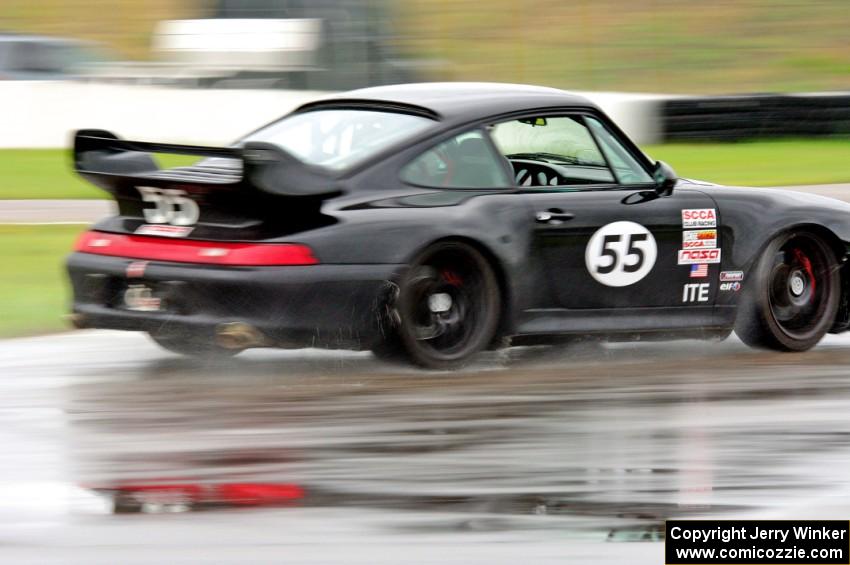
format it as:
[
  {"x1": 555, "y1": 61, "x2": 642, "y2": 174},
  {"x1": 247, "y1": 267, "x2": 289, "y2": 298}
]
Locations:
[
  {"x1": 376, "y1": 242, "x2": 501, "y2": 369},
  {"x1": 735, "y1": 231, "x2": 840, "y2": 351}
]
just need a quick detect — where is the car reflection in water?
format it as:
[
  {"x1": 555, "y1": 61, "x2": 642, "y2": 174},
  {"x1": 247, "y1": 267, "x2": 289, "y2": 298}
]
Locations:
[
  {"x1": 57, "y1": 339, "x2": 754, "y2": 540},
  {"x1": 89, "y1": 481, "x2": 305, "y2": 514}
]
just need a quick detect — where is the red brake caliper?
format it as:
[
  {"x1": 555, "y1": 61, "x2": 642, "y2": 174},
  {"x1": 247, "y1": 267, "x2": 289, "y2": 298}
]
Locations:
[
  {"x1": 442, "y1": 269, "x2": 462, "y2": 287},
  {"x1": 793, "y1": 248, "x2": 815, "y2": 296}
]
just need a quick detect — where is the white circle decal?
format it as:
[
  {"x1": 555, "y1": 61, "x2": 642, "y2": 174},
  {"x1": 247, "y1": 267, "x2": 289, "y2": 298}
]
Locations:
[{"x1": 584, "y1": 221, "x2": 657, "y2": 287}]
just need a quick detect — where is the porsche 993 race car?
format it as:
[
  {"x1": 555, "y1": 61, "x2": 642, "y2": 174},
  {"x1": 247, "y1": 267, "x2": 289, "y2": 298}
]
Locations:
[{"x1": 66, "y1": 83, "x2": 850, "y2": 368}]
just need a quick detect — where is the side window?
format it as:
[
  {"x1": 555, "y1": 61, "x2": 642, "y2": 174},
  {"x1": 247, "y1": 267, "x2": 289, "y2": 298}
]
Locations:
[
  {"x1": 490, "y1": 116, "x2": 615, "y2": 187},
  {"x1": 401, "y1": 130, "x2": 512, "y2": 189},
  {"x1": 585, "y1": 117, "x2": 654, "y2": 184}
]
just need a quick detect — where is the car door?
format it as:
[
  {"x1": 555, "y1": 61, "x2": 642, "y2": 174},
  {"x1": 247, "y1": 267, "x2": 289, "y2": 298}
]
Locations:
[{"x1": 489, "y1": 112, "x2": 720, "y2": 318}]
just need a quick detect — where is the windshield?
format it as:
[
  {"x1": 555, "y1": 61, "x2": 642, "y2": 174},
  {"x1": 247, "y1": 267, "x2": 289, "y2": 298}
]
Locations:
[
  {"x1": 491, "y1": 117, "x2": 608, "y2": 167},
  {"x1": 241, "y1": 109, "x2": 435, "y2": 170}
]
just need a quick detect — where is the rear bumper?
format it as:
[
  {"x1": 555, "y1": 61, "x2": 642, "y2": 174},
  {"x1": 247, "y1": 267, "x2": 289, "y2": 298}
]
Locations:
[{"x1": 67, "y1": 252, "x2": 402, "y2": 350}]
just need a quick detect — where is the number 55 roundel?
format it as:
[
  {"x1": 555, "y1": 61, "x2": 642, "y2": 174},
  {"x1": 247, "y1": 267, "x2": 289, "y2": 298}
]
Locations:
[{"x1": 584, "y1": 221, "x2": 657, "y2": 287}]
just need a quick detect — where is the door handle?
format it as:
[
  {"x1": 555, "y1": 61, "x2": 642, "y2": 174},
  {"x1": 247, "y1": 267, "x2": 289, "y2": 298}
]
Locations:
[{"x1": 535, "y1": 209, "x2": 575, "y2": 223}]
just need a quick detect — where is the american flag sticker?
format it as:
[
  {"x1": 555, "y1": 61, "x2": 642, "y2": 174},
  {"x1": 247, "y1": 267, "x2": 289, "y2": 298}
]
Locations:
[{"x1": 690, "y1": 264, "x2": 708, "y2": 278}]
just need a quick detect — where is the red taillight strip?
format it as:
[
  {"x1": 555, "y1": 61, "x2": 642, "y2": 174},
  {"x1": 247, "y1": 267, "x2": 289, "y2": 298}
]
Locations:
[{"x1": 74, "y1": 231, "x2": 318, "y2": 266}]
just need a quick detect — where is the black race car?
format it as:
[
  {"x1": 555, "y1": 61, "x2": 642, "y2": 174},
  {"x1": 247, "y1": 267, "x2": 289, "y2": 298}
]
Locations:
[{"x1": 67, "y1": 83, "x2": 850, "y2": 368}]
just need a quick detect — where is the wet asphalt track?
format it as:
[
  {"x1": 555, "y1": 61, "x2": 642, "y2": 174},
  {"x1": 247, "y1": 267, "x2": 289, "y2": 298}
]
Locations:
[
  {"x1": 4, "y1": 330, "x2": 850, "y2": 563},
  {"x1": 4, "y1": 183, "x2": 850, "y2": 562}
]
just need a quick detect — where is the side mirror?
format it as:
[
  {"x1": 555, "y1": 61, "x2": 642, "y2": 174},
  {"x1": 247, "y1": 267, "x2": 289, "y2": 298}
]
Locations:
[{"x1": 652, "y1": 161, "x2": 677, "y2": 196}]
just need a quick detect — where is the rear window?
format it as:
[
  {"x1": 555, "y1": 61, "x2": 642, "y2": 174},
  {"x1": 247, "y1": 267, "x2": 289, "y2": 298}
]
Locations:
[{"x1": 241, "y1": 109, "x2": 434, "y2": 170}]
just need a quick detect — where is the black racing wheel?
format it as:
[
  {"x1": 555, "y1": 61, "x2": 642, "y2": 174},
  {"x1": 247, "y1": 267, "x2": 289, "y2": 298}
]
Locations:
[
  {"x1": 735, "y1": 231, "x2": 840, "y2": 351},
  {"x1": 375, "y1": 241, "x2": 501, "y2": 369}
]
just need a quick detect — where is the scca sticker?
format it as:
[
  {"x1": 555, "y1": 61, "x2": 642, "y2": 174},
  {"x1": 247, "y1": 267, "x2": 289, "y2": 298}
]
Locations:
[
  {"x1": 585, "y1": 221, "x2": 657, "y2": 287},
  {"x1": 682, "y1": 229, "x2": 717, "y2": 249},
  {"x1": 679, "y1": 248, "x2": 721, "y2": 264},
  {"x1": 682, "y1": 208, "x2": 717, "y2": 228}
]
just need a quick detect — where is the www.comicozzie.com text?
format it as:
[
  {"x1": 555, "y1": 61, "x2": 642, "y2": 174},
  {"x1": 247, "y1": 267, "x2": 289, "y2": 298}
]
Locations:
[{"x1": 669, "y1": 524, "x2": 847, "y2": 544}]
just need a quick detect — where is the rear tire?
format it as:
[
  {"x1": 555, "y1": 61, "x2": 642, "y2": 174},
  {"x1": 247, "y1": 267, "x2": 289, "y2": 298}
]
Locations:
[
  {"x1": 375, "y1": 242, "x2": 501, "y2": 369},
  {"x1": 149, "y1": 331, "x2": 240, "y2": 359},
  {"x1": 735, "y1": 231, "x2": 840, "y2": 351}
]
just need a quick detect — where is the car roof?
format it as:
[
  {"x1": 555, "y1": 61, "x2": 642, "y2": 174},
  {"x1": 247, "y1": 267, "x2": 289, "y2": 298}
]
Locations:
[{"x1": 299, "y1": 82, "x2": 598, "y2": 124}]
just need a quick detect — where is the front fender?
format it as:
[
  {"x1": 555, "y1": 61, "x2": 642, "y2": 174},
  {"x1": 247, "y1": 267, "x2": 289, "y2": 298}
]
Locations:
[{"x1": 700, "y1": 186, "x2": 850, "y2": 271}]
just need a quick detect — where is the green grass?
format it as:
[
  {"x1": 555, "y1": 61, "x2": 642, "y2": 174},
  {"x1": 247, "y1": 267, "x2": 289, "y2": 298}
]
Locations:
[
  {"x1": 0, "y1": 0, "x2": 189, "y2": 60},
  {"x1": 0, "y1": 225, "x2": 83, "y2": 338},
  {"x1": 644, "y1": 139, "x2": 850, "y2": 187},
  {"x1": 2, "y1": 150, "x2": 101, "y2": 199},
  {"x1": 3, "y1": 0, "x2": 850, "y2": 93},
  {"x1": 399, "y1": 0, "x2": 850, "y2": 94},
  {"x1": 0, "y1": 150, "x2": 204, "y2": 199}
]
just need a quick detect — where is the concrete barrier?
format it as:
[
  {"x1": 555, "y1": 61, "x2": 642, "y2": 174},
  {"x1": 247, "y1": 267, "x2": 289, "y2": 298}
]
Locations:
[
  {"x1": 0, "y1": 81, "x2": 665, "y2": 148},
  {"x1": 576, "y1": 91, "x2": 668, "y2": 147},
  {"x1": 0, "y1": 82, "x2": 328, "y2": 148}
]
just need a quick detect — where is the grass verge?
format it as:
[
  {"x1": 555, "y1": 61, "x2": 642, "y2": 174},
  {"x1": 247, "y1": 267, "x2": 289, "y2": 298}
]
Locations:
[
  {"x1": 0, "y1": 150, "x2": 204, "y2": 199},
  {"x1": 644, "y1": 139, "x2": 850, "y2": 187},
  {"x1": 3, "y1": 150, "x2": 101, "y2": 199},
  {"x1": 6, "y1": 0, "x2": 850, "y2": 93},
  {"x1": 0, "y1": 225, "x2": 83, "y2": 338}
]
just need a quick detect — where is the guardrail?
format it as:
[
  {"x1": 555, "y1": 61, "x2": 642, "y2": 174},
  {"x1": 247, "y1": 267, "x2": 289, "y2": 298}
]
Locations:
[{"x1": 662, "y1": 93, "x2": 850, "y2": 141}]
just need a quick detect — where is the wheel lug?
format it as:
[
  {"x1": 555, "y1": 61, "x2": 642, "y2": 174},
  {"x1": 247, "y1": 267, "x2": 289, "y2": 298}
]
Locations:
[
  {"x1": 428, "y1": 292, "x2": 452, "y2": 313},
  {"x1": 789, "y1": 274, "x2": 805, "y2": 297}
]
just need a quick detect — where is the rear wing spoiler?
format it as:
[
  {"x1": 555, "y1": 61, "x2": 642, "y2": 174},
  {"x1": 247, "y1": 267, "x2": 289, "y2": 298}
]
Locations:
[{"x1": 73, "y1": 129, "x2": 339, "y2": 198}]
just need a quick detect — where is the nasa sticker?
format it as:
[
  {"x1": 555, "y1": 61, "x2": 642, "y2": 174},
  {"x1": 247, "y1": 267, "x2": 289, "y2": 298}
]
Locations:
[{"x1": 585, "y1": 221, "x2": 657, "y2": 287}]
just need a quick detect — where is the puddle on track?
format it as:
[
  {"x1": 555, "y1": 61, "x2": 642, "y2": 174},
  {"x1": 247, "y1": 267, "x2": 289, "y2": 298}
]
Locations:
[{"x1": 4, "y1": 330, "x2": 850, "y2": 561}]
